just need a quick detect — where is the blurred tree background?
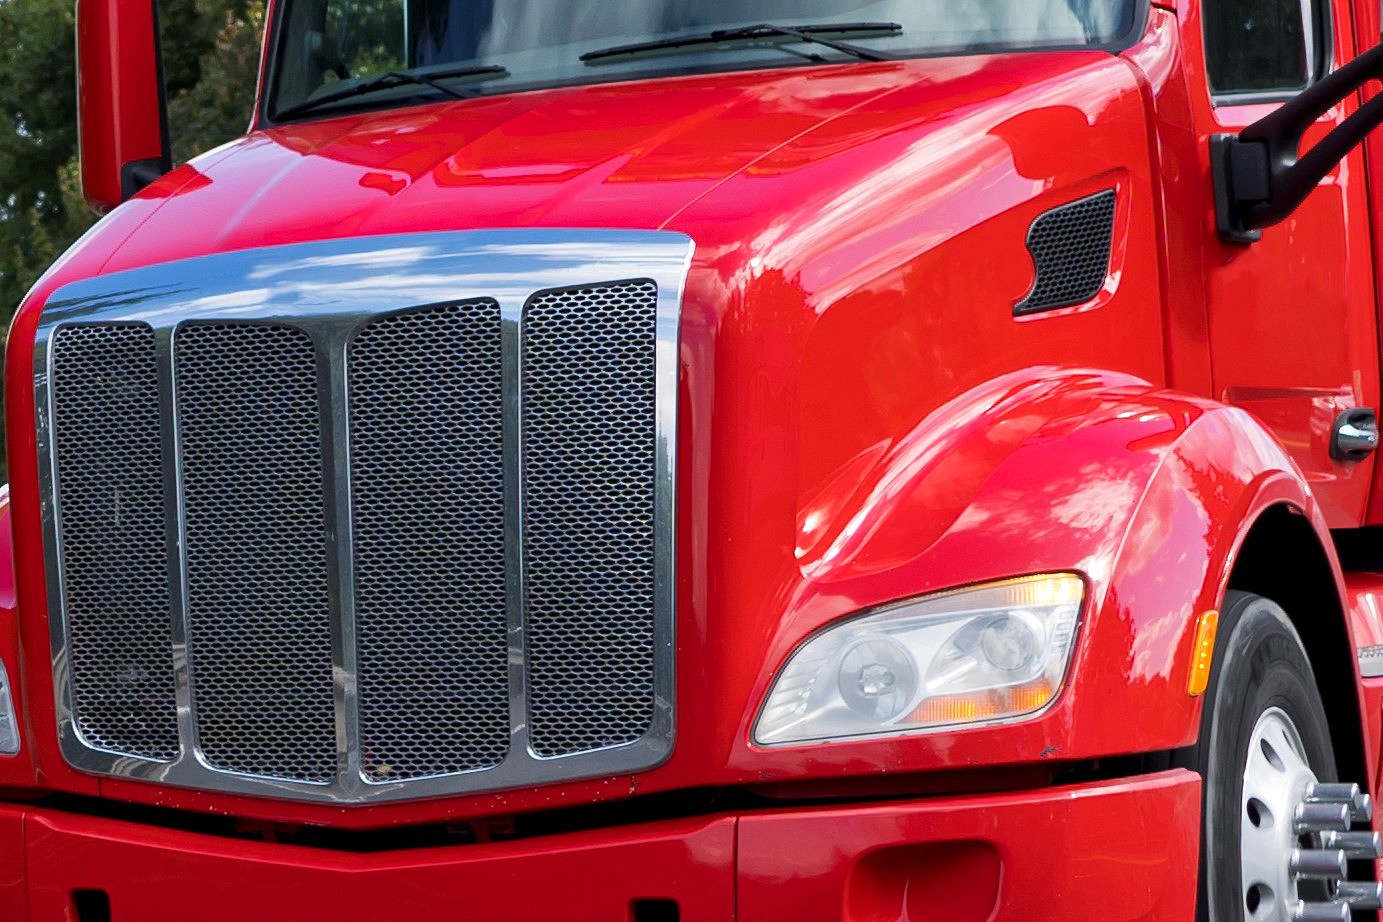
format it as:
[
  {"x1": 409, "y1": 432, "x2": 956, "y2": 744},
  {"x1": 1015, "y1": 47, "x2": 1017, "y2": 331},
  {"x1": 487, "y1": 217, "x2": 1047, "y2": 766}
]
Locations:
[{"x1": 0, "y1": 0, "x2": 264, "y2": 478}]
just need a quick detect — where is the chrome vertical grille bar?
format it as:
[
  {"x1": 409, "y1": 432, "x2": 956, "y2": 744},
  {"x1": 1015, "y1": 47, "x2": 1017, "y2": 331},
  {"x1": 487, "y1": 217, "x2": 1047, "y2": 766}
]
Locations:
[
  {"x1": 349, "y1": 301, "x2": 510, "y2": 782},
  {"x1": 174, "y1": 323, "x2": 337, "y2": 783},
  {"x1": 49, "y1": 324, "x2": 180, "y2": 761},
  {"x1": 522, "y1": 280, "x2": 660, "y2": 757}
]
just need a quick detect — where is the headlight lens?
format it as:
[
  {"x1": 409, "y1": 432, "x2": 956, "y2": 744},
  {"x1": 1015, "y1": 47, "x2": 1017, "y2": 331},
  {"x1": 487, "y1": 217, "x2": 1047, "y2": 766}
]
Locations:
[
  {"x1": 754, "y1": 574, "x2": 1083, "y2": 746},
  {"x1": 0, "y1": 659, "x2": 19, "y2": 755}
]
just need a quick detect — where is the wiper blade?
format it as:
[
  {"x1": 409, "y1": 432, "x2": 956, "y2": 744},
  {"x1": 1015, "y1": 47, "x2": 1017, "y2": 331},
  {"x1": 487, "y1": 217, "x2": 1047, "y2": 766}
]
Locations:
[
  {"x1": 273, "y1": 64, "x2": 509, "y2": 121},
  {"x1": 581, "y1": 22, "x2": 900, "y2": 64}
]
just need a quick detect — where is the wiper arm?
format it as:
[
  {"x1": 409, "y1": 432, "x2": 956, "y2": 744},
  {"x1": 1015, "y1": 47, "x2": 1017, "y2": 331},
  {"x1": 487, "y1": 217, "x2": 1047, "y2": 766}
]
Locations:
[
  {"x1": 581, "y1": 22, "x2": 900, "y2": 64},
  {"x1": 273, "y1": 64, "x2": 509, "y2": 121}
]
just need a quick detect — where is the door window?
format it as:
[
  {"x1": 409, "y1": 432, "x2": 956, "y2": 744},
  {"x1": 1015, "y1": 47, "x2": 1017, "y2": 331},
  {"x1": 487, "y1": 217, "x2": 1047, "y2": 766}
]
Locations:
[{"x1": 1204, "y1": 0, "x2": 1326, "y2": 98}]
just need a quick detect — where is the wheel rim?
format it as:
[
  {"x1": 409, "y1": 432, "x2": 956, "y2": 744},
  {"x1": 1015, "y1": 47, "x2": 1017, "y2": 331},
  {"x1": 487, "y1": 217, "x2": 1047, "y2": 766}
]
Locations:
[{"x1": 1240, "y1": 706, "x2": 1320, "y2": 920}]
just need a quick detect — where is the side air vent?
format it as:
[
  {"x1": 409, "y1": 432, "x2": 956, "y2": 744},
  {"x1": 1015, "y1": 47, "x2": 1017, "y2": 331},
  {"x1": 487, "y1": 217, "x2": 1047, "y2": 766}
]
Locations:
[{"x1": 1014, "y1": 189, "x2": 1116, "y2": 316}]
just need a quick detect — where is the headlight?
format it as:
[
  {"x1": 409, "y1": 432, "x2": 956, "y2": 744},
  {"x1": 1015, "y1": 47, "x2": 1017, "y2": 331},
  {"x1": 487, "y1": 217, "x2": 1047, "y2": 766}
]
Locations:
[
  {"x1": 0, "y1": 659, "x2": 19, "y2": 755},
  {"x1": 754, "y1": 574, "x2": 1083, "y2": 746}
]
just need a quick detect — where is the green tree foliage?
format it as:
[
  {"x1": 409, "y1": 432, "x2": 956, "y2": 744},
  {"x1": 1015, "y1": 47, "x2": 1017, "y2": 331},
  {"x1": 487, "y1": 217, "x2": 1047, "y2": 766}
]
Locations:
[
  {"x1": 168, "y1": 0, "x2": 265, "y2": 164},
  {"x1": 0, "y1": 0, "x2": 81, "y2": 313},
  {"x1": 0, "y1": 0, "x2": 264, "y2": 478}
]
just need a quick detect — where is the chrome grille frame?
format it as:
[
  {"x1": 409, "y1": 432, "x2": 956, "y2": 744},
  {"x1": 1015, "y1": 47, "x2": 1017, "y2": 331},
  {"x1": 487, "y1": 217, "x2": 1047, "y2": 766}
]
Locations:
[{"x1": 34, "y1": 230, "x2": 690, "y2": 804}]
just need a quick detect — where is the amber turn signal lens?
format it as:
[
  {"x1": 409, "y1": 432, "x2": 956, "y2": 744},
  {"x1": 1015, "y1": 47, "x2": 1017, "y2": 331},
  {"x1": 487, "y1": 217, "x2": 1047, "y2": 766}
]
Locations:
[
  {"x1": 1187, "y1": 610, "x2": 1219, "y2": 696},
  {"x1": 907, "y1": 680, "x2": 1055, "y2": 725}
]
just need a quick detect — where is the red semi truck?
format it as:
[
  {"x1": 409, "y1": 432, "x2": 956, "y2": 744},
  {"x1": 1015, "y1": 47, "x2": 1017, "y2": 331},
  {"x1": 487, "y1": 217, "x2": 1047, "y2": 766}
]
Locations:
[{"x1": 11, "y1": 0, "x2": 1383, "y2": 918}]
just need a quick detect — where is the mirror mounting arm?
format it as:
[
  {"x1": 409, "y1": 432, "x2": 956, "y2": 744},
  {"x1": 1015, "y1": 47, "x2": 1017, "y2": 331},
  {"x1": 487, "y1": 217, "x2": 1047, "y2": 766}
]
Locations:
[{"x1": 1213, "y1": 41, "x2": 1383, "y2": 243}]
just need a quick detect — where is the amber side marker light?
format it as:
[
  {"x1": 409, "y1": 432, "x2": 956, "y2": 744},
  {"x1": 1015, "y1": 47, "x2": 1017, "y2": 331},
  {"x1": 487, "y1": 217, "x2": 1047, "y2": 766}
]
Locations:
[{"x1": 1188, "y1": 610, "x2": 1219, "y2": 696}]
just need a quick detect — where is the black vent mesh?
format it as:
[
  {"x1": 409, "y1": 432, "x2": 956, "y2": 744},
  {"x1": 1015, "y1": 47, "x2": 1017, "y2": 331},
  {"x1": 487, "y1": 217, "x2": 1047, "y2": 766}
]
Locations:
[{"x1": 1015, "y1": 189, "x2": 1116, "y2": 315}]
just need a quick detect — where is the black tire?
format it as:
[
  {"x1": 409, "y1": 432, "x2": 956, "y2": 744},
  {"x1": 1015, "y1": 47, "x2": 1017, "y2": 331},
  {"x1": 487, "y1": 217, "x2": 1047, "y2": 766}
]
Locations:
[{"x1": 1189, "y1": 591, "x2": 1337, "y2": 921}]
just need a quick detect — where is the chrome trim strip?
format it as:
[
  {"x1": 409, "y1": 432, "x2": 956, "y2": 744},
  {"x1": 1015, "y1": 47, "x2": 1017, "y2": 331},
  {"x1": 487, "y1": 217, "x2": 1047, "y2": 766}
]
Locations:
[
  {"x1": 35, "y1": 229, "x2": 691, "y2": 804},
  {"x1": 500, "y1": 302, "x2": 529, "y2": 767},
  {"x1": 320, "y1": 324, "x2": 359, "y2": 791},
  {"x1": 34, "y1": 325, "x2": 68, "y2": 753},
  {"x1": 162, "y1": 325, "x2": 197, "y2": 775},
  {"x1": 1359, "y1": 644, "x2": 1383, "y2": 679}
]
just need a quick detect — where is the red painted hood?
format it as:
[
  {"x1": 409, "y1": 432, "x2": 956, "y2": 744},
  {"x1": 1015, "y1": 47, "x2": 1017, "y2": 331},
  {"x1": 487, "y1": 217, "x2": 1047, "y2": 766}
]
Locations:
[
  {"x1": 99, "y1": 62, "x2": 912, "y2": 270},
  {"x1": 92, "y1": 50, "x2": 1122, "y2": 271}
]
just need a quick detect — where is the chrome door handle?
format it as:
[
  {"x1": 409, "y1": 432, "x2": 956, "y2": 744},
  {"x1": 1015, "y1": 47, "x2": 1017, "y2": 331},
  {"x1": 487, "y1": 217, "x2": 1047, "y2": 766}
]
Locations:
[{"x1": 1332, "y1": 408, "x2": 1379, "y2": 461}]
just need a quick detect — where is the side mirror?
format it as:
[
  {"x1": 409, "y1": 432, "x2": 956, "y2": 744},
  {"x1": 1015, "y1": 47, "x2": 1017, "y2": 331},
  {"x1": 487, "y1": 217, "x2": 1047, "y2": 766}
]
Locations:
[
  {"x1": 1212, "y1": 41, "x2": 1383, "y2": 243},
  {"x1": 76, "y1": 0, "x2": 172, "y2": 214}
]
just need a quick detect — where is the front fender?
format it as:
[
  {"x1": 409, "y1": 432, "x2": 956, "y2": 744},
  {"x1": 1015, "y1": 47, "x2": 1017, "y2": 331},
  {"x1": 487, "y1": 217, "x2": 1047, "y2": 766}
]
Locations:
[{"x1": 730, "y1": 368, "x2": 1324, "y2": 777}]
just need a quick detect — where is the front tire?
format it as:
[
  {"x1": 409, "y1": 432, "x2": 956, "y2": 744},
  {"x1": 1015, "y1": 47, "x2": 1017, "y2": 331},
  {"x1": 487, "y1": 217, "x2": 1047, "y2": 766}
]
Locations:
[{"x1": 1190, "y1": 591, "x2": 1337, "y2": 921}]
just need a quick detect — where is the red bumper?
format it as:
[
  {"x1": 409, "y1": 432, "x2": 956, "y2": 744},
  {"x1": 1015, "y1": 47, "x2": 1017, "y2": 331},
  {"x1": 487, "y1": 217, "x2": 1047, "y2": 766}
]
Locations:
[{"x1": 0, "y1": 769, "x2": 1198, "y2": 921}]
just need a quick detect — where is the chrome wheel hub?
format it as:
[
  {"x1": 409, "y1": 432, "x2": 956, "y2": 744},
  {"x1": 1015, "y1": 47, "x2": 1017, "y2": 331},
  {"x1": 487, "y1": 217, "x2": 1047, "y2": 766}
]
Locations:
[
  {"x1": 1242, "y1": 708, "x2": 1317, "y2": 919},
  {"x1": 1239, "y1": 707, "x2": 1380, "y2": 922}
]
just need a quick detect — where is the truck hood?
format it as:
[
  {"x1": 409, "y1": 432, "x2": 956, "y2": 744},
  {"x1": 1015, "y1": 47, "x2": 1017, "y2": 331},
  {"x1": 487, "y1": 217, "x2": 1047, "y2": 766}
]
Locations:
[{"x1": 98, "y1": 62, "x2": 916, "y2": 271}]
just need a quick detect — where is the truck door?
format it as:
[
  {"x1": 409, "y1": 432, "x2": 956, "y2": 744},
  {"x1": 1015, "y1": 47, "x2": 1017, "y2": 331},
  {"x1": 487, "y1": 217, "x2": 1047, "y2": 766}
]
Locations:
[{"x1": 1188, "y1": 0, "x2": 1381, "y2": 528}]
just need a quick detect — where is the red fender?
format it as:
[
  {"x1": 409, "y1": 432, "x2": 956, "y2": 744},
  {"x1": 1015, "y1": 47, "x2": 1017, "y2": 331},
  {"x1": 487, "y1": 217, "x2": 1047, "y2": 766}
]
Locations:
[{"x1": 727, "y1": 367, "x2": 1341, "y2": 778}]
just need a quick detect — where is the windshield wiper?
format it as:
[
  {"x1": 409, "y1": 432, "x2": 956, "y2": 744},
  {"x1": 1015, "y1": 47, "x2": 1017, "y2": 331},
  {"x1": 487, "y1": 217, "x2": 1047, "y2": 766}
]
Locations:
[
  {"x1": 581, "y1": 22, "x2": 900, "y2": 64},
  {"x1": 273, "y1": 64, "x2": 509, "y2": 121}
]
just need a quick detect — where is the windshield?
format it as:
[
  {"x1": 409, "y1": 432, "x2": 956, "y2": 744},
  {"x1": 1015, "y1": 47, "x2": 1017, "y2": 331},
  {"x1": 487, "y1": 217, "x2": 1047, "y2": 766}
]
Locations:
[{"x1": 267, "y1": 0, "x2": 1141, "y2": 121}]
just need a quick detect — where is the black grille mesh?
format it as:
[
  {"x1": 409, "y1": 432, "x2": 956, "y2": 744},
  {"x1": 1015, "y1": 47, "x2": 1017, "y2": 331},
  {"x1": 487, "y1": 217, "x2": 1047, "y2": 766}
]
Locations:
[
  {"x1": 50, "y1": 324, "x2": 180, "y2": 761},
  {"x1": 175, "y1": 323, "x2": 337, "y2": 783},
  {"x1": 522, "y1": 280, "x2": 658, "y2": 757},
  {"x1": 349, "y1": 301, "x2": 510, "y2": 782},
  {"x1": 48, "y1": 271, "x2": 669, "y2": 794},
  {"x1": 1015, "y1": 189, "x2": 1116, "y2": 315}
]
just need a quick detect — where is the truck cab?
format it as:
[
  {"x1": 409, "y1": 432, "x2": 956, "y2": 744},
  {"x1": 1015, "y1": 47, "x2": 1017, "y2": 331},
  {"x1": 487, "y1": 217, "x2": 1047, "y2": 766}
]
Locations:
[{"x1": 3, "y1": 0, "x2": 1383, "y2": 919}]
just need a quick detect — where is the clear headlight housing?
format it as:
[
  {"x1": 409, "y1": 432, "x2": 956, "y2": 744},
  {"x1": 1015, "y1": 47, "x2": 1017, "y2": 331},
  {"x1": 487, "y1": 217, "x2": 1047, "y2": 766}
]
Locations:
[
  {"x1": 754, "y1": 574, "x2": 1083, "y2": 746},
  {"x1": 0, "y1": 659, "x2": 19, "y2": 755}
]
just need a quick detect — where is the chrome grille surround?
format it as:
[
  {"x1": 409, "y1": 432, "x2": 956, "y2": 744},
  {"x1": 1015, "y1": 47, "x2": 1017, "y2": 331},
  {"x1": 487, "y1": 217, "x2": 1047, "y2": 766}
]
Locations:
[{"x1": 35, "y1": 230, "x2": 689, "y2": 804}]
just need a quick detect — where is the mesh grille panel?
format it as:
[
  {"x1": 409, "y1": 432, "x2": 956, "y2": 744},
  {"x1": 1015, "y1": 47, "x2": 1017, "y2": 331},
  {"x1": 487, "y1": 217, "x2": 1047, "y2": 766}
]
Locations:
[
  {"x1": 522, "y1": 280, "x2": 658, "y2": 757},
  {"x1": 1015, "y1": 189, "x2": 1116, "y2": 315},
  {"x1": 350, "y1": 301, "x2": 510, "y2": 782},
  {"x1": 41, "y1": 236, "x2": 684, "y2": 802},
  {"x1": 50, "y1": 324, "x2": 179, "y2": 761},
  {"x1": 176, "y1": 323, "x2": 337, "y2": 783}
]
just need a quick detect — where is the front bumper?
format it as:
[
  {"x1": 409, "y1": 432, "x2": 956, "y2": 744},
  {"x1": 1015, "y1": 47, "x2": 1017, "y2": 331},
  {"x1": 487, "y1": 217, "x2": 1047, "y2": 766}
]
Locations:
[{"x1": 0, "y1": 769, "x2": 1198, "y2": 921}]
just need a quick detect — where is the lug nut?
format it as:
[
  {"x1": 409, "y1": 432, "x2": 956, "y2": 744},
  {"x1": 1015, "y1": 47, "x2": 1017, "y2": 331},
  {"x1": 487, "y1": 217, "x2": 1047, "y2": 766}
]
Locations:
[
  {"x1": 1319, "y1": 831, "x2": 1382, "y2": 858},
  {"x1": 1306, "y1": 783, "x2": 1373, "y2": 822},
  {"x1": 1290, "y1": 848, "x2": 1347, "y2": 879},
  {"x1": 1308, "y1": 783, "x2": 1362, "y2": 803},
  {"x1": 1291, "y1": 900, "x2": 1351, "y2": 922},
  {"x1": 1335, "y1": 882, "x2": 1383, "y2": 911},
  {"x1": 1296, "y1": 802, "x2": 1353, "y2": 833}
]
